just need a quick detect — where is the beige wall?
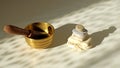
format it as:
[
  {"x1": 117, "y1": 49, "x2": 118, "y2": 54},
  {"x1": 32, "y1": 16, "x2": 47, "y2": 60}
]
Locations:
[{"x1": 0, "y1": 0, "x2": 101, "y2": 39}]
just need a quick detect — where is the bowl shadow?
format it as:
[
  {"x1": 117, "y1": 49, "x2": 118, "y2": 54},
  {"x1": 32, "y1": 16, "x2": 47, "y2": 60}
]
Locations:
[{"x1": 48, "y1": 24, "x2": 75, "y2": 48}]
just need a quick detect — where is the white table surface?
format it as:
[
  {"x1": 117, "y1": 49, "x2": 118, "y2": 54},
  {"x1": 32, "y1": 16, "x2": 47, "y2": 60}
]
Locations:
[{"x1": 0, "y1": 0, "x2": 120, "y2": 68}]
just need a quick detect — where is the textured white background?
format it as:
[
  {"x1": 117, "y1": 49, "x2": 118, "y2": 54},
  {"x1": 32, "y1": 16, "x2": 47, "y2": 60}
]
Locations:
[
  {"x1": 0, "y1": 0, "x2": 102, "y2": 38},
  {"x1": 0, "y1": 0, "x2": 120, "y2": 68}
]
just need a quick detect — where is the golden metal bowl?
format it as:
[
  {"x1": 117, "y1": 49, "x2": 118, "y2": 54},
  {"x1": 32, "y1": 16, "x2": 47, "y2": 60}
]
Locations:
[{"x1": 25, "y1": 22, "x2": 54, "y2": 49}]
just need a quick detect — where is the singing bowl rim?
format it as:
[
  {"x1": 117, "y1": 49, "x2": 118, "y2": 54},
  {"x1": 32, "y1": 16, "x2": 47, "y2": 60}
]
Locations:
[{"x1": 24, "y1": 22, "x2": 54, "y2": 40}]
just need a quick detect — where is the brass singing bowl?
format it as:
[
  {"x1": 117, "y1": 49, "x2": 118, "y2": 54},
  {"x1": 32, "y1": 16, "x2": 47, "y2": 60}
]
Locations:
[{"x1": 25, "y1": 22, "x2": 54, "y2": 49}]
